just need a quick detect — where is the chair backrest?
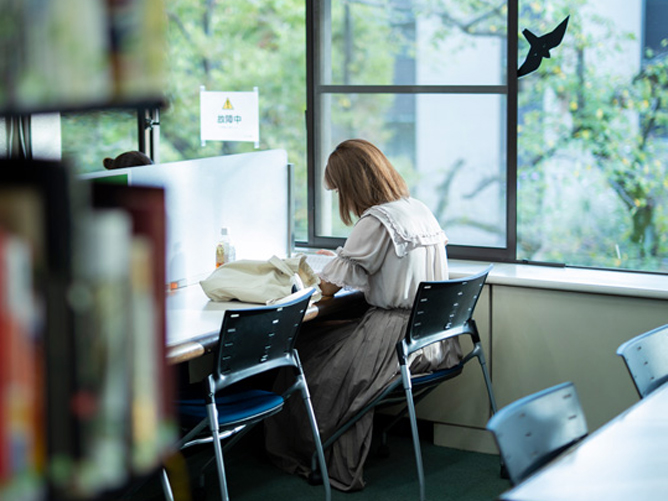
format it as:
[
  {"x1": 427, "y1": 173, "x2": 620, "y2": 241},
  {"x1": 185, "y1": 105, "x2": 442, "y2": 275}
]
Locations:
[
  {"x1": 616, "y1": 324, "x2": 668, "y2": 398},
  {"x1": 403, "y1": 264, "x2": 493, "y2": 356},
  {"x1": 211, "y1": 288, "x2": 314, "y2": 392},
  {"x1": 486, "y1": 382, "x2": 588, "y2": 485}
]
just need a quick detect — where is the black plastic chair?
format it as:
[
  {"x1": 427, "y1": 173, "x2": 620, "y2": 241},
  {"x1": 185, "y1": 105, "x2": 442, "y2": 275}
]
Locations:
[
  {"x1": 486, "y1": 382, "x2": 588, "y2": 485},
  {"x1": 162, "y1": 287, "x2": 330, "y2": 501},
  {"x1": 310, "y1": 264, "x2": 498, "y2": 501},
  {"x1": 616, "y1": 324, "x2": 668, "y2": 398}
]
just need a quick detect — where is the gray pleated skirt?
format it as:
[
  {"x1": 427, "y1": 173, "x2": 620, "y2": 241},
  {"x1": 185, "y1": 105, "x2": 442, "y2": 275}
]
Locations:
[{"x1": 264, "y1": 307, "x2": 462, "y2": 491}]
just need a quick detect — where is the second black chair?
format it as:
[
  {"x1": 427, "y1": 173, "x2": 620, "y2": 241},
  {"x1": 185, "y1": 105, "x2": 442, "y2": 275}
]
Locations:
[{"x1": 310, "y1": 264, "x2": 498, "y2": 501}]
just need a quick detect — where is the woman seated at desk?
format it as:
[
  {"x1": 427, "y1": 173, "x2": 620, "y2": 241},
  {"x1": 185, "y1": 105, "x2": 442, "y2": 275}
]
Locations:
[{"x1": 265, "y1": 139, "x2": 462, "y2": 491}]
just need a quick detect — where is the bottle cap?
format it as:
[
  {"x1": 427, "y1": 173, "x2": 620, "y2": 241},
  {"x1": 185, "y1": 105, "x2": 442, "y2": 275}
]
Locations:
[{"x1": 221, "y1": 227, "x2": 228, "y2": 236}]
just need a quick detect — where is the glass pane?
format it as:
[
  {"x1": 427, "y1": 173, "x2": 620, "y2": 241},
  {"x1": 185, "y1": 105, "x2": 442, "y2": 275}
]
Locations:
[
  {"x1": 517, "y1": 1, "x2": 668, "y2": 273},
  {"x1": 324, "y1": 0, "x2": 507, "y2": 86},
  {"x1": 317, "y1": 93, "x2": 506, "y2": 247},
  {"x1": 61, "y1": 110, "x2": 137, "y2": 174},
  {"x1": 162, "y1": 0, "x2": 307, "y2": 241}
]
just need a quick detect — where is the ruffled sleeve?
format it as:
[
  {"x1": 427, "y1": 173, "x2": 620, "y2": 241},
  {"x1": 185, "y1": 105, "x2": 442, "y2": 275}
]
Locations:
[{"x1": 319, "y1": 216, "x2": 392, "y2": 293}]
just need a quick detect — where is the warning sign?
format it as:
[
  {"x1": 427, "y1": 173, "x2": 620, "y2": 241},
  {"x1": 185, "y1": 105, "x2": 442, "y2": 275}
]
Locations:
[{"x1": 200, "y1": 89, "x2": 259, "y2": 143}]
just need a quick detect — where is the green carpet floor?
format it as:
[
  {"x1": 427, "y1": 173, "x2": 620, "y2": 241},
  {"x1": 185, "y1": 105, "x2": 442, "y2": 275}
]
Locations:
[{"x1": 125, "y1": 419, "x2": 511, "y2": 501}]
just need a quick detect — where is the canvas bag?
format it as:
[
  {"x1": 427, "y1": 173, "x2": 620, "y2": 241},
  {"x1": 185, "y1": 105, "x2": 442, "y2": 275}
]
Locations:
[{"x1": 199, "y1": 254, "x2": 322, "y2": 304}]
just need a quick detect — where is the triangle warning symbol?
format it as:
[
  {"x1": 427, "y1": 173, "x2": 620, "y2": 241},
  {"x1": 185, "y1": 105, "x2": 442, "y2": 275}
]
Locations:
[{"x1": 223, "y1": 98, "x2": 234, "y2": 110}]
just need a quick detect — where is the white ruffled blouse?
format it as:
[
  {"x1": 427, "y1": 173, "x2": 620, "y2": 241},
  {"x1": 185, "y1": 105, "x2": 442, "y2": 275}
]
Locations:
[{"x1": 320, "y1": 197, "x2": 449, "y2": 309}]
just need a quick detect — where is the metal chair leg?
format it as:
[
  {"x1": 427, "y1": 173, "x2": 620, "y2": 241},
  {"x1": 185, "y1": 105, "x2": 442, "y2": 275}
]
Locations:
[
  {"x1": 299, "y1": 377, "x2": 331, "y2": 501},
  {"x1": 476, "y1": 346, "x2": 506, "y2": 476},
  {"x1": 207, "y1": 402, "x2": 230, "y2": 501},
  {"x1": 401, "y1": 364, "x2": 426, "y2": 501},
  {"x1": 161, "y1": 468, "x2": 175, "y2": 501},
  {"x1": 476, "y1": 347, "x2": 498, "y2": 414}
]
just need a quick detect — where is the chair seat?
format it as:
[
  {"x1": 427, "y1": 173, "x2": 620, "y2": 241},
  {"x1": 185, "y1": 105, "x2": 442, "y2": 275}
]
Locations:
[
  {"x1": 377, "y1": 366, "x2": 465, "y2": 407},
  {"x1": 178, "y1": 389, "x2": 285, "y2": 428},
  {"x1": 412, "y1": 365, "x2": 464, "y2": 387}
]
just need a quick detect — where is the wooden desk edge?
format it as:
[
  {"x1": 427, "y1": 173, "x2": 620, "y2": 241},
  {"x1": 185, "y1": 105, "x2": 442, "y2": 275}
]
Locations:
[
  {"x1": 166, "y1": 289, "x2": 368, "y2": 365},
  {"x1": 167, "y1": 342, "x2": 205, "y2": 365}
]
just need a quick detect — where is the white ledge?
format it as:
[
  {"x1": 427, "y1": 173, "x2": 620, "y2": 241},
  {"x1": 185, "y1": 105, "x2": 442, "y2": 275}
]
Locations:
[{"x1": 449, "y1": 260, "x2": 668, "y2": 300}]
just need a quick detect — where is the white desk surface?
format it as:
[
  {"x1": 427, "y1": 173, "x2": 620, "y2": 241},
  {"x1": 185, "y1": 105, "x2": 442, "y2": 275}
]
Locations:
[
  {"x1": 165, "y1": 285, "x2": 274, "y2": 364},
  {"x1": 165, "y1": 284, "x2": 367, "y2": 364},
  {"x1": 166, "y1": 284, "x2": 257, "y2": 347},
  {"x1": 500, "y1": 382, "x2": 668, "y2": 501}
]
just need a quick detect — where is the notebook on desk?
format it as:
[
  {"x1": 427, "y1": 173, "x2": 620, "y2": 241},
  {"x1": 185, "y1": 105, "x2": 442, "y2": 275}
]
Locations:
[{"x1": 304, "y1": 253, "x2": 336, "y2": 274}]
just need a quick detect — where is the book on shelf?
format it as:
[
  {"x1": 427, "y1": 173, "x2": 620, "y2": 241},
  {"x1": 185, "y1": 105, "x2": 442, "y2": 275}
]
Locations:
[
  {"x1": 0, "y1": 158, "x2": 77, "y2": 500},
  {"x1": 69, "y1": 209, "x2": 133, "y2": 496},
  {"x1": 90, "y1": 182, "x2": 175, "y2": 473},
  {"x1": 0, "y1": 228, "x2": 44, "y2": 501},
  {"x1": 0, "y1": 0, "x2": 167, "y2": 115}
]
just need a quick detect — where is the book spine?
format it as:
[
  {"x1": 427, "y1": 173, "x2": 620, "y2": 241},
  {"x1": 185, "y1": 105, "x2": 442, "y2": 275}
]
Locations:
[
  {"x1": 0, "y1": 230, "x2": 9, "y2": 487},
  {"x1": 70, "y1": 209, "x2": 132, "y2": 497},
  {"x1": 128, "y1": 236, "x2": 161, "y2": 473},
  {"x1": 0, "y1": 229, "x2": 44, "y2": 499}
]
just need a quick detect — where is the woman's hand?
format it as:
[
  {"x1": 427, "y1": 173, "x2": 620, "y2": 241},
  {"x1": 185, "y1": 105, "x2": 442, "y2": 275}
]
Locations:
[
  {"x1": 319, "y1": 279, "x2": 341, "y2": 297},
  {"x1": 315, "y1": 249, "x2": 339, "y2": 296}
]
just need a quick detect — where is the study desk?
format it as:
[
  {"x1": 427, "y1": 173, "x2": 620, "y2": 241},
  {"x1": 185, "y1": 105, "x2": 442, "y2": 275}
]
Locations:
[
  {"x1": 499, "y1": 382, "x2": 668, "y2": 501},
  {"x1": 165, "y1": 285, "x2": 368, "y2": 365}
]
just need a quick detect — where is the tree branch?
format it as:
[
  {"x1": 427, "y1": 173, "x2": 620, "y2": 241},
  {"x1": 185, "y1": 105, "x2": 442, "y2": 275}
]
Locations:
[
  {"x1": 167, "y1": 11, "x2": 194, "y2": 45},
  {"x1": 640, "y1": 94, "x2": 661, "y2": 150}
]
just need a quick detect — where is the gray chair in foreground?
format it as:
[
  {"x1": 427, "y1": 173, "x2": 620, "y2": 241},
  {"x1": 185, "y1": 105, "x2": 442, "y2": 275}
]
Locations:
[
  {"x1": 616, "y1": 324, "x2": 668, "y2": 398},
  {"x1": 310, "y1": 264, "x2": 498, "y2": 501},
  {"x1": 486, "y1": 381, "x2": 588, "y2": 486}
]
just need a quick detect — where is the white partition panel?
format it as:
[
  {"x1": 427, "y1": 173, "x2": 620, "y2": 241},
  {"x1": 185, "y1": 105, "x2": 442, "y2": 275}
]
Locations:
[{"x1": 81, "y1": 149, "x2": 291, "y2": 285}]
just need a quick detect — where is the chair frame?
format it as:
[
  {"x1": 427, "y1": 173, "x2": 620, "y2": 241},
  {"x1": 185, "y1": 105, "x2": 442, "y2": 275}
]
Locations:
[
  {"x1": 310, "y1": 265, "x2": 498, "y2": 501},
  {"x1": 486, "y1": 381, "x2": 588, "y2": 485},
  {"x1": 163, "y1": 288, "x2": 331, "y2": 501},
  {"x1": 616, "y1": 323, "x2": 668, "y2": 398}
]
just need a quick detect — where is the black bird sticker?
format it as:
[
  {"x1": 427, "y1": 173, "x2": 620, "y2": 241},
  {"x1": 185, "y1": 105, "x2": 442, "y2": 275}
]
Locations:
[{"x1": 518, "y1": 16, "x2": 570, "y2": 77}]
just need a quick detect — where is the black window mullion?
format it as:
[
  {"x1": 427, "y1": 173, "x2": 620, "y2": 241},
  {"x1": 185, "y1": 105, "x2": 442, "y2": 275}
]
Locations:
[{"x1": 506, "y1": 0, "x2": 519, "y2": 262}]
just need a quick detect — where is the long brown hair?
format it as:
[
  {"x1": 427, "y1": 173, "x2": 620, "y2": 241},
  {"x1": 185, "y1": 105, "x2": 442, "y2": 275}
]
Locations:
[{"x1": 324, "y1": 139, "x2": 409, "y2": 225}]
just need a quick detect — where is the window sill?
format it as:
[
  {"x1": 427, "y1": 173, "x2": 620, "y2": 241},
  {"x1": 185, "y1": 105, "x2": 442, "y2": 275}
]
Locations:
[{"x1": 449, "y1": 260, "x2": 668, "y2": 300}]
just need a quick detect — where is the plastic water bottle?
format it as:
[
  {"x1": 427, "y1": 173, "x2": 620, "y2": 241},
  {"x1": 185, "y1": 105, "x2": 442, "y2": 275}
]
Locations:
[{"x1": 215, "y1": 227, "x2": 236, "y2": 268}]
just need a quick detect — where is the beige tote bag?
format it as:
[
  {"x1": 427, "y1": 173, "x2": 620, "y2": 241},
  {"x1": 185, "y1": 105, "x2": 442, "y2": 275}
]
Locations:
[{"x1": 199, "y1": 254, "x2": 321, "y2": 304}]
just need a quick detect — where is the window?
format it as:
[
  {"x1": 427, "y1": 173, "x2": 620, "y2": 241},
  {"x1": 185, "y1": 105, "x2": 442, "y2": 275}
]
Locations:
[
  {"x1": 516, "y1": 0, "x2": 668, "y2": 272},
  {"x1": 159, "y1": 0, "x2": 308, "y2": 239},
  {"x1": 61, "y1": 0, "x2": 310, "y2": 238},
  {"x1": 307, "y1": 1, "x2": 514, "y2": 260},
  {"x1": 61, "y1": 110, "x2": 141, "y2": 173},
  {"x1": 308, "y1": 0, "x2": 668, "y2": 274},
  {"x1": 40, "y1": 0, "x2": 668, "y2": 274}
]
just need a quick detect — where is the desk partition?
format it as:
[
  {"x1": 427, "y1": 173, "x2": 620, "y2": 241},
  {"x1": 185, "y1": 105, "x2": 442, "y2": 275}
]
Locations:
[{"x1": 82, "y1": 149, "x2": 292, "y2": 285}]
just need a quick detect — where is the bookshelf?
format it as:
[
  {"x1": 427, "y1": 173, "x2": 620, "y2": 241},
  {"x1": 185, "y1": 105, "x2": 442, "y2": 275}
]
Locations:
[
  {"x1": 0, "y1": 0, "x2": 166, "y2": 117},
  {"x1": 0, "y1": 160, "x2": 177, "y2": 500},
  {"x1": 1, "y1": 1, "x2": 174, "y2": 499}
]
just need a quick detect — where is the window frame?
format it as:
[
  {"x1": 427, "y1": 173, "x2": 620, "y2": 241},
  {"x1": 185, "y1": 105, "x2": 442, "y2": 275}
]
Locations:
[{"x1": 303, "y1": 0, "x2": 519, "y2": 262}]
